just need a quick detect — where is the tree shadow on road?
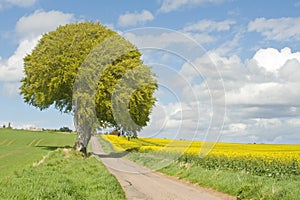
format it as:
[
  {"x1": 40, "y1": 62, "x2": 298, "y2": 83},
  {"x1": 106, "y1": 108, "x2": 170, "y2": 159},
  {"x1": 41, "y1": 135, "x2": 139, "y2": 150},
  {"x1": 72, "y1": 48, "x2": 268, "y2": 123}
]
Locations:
[
  {"x1": 93, "y1": 147, "x2": 139, "y2": 158},
  {"x1": 93, "y1": 151, "x2": 129, "y2": 158}
]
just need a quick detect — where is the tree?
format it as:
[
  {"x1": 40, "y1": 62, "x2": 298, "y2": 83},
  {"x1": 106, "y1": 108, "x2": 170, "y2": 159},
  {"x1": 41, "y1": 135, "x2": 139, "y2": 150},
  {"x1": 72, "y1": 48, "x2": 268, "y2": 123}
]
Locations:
[
  {"x1": 20, "y1": 22, "x2": 157, "y2": 154},
  {"x1": 59, "y1": 127, "x2": 73, "y2": 133},
  {"x1": 7, "y1": 122, "x2": 12, "y2": 129}
]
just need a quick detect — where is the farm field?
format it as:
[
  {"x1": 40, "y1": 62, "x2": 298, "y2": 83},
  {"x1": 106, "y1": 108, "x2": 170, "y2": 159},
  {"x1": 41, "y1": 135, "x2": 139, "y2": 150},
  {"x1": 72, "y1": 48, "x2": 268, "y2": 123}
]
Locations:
[
  {"x1": 0, "y1": 129, "x2": 125, "y2": 199},
  {"x1": 0, "y1": 128, "x2": 76, "y2": 178},
  {"x1": 101, "y1": 134, "x2": 300, "y2": 199},
  {"x1": 101, "y1": 135, "x2": 300, "y2": 160}
]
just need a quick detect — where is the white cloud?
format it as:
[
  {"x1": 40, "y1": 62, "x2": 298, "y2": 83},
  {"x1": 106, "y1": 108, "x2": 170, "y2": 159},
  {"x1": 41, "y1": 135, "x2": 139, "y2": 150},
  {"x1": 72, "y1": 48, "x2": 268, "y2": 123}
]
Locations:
[
  {"x1": 175, "y1": 47, "x2": 300, "y2": 143},
  {"x1": 279, "y1": 59, "x2": 300, "y2": 82},
  {"x1": 124, "y1": 28, "x2": 226, "y2": 141},
  {"x1": 254, "y1": 118, "x2": 282, "y2": 128},
  {"x1": 124, "y1": 31, "x2": 194, "y2": 47},
  {"x1": 287, "y1": 118, "x2": 300, "y2": 127},
  {"x1": 205, "y1": 47, "x2": 300, "y2": 107},
  {"x1": 112, "y1": 43, "x2": 300, "y2": 143},
  {"x1": 179, "y1": 19, "x2": 238, "y2": 49},
  {"x1": 118, "y1": 10, "x2": 154, "y2": 27},
  {"x1": 159, "y1": 0, "x2": 224, "y2": 13},
  {"x1": 0, "y1": 10, "x2": 75, "y2": 96},
  {"x1": 184, "y1": 32, "x2": 216, "y2": 43},
  {"x1": 226, "y1": 82, "x2": 300, "y2": 106},
  {"x1": 16, "y1": 10, "x2": 75, "y2": 39},
  {"x1": 253, "y1": 47, "x2": 300, "y2": 73},
  {"x1": 0, "y1": 37, "x2": 40, "y2": 82},
  {"x1": 141, "y1": 101, "x2": 211, "y2": 139},
  {"x1": 228, "y1": 123, "x2": 247, "y2": 132},
  {"x1": 123, "y1": 29, "x2": 215, "y2": 52},
  {"x1": 183, "y1": 19, "x2": 235, "y2": 32},
  {"x1": 248, "y1": 17, "x2": 300, "y2": 41},
  {"x1": 0, "y1": 0, "x2": 38, "y2": 8}
]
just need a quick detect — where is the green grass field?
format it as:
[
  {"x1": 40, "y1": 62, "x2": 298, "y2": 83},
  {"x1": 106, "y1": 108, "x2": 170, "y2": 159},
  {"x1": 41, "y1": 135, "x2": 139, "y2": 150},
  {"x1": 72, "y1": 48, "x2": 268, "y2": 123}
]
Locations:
[
  {"x1": 0, "y1": 129, "x2": 125, "y2": 199},
  {"x1": 0, "y1": 128, "x2": 75, "y2": 178}
]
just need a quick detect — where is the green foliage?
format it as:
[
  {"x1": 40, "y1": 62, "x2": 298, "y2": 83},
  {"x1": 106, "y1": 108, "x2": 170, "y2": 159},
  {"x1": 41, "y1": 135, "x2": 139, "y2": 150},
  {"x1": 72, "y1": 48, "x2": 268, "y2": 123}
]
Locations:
[
  {"x1": 21, "y1": 22, "x2": 115, "y2": 112},
  {"x1": 0, "y1": 149, "x2": 125, "y2": 199},
  {"x1": 20, "y1": 22, "x2": 157, "y2": 139}
]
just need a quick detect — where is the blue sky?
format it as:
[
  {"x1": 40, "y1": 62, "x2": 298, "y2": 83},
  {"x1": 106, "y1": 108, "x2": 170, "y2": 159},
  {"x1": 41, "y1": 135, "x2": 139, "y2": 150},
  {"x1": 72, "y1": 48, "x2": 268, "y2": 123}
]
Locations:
[{"x1": 1, "y1": 0, "x2": 300, "y2": 144}]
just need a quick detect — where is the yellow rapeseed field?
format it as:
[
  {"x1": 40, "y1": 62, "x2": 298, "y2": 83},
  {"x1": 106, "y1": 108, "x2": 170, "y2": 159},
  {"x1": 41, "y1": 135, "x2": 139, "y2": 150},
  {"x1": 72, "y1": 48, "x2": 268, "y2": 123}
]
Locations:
[
  {"x1": 102, "y1": 134, "x2": 300, "y2": 163},
  {"x1": 101, "y1": 134, "x2": 300, "y2": 198}
]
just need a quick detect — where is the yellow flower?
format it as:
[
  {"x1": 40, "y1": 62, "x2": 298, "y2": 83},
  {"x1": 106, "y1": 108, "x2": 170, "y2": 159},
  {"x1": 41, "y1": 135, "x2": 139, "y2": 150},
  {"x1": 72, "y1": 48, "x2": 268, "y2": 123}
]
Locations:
[{"x1": 102, "y1": 135, "x2": 300, "y2": 163}]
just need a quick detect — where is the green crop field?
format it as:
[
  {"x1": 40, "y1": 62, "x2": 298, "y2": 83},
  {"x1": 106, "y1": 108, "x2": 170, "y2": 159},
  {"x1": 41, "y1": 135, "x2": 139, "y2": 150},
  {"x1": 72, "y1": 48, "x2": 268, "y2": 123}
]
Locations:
[
  {"x1": 0, "y1": 128, "x2": 75, "y2": 178},
  {"x1": 0, "y1": 129, "x2": 125, "y2": 199}
]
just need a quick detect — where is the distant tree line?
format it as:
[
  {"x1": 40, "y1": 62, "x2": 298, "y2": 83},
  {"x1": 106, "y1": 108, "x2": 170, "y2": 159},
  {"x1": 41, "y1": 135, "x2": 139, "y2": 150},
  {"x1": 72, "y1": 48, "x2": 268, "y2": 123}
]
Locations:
[
  {"x1": 59, "y1": 127, "x2": 73, "y2": 133},
  {"x1": 42, "y1": 127, "x2": 73, "y2": 133}
]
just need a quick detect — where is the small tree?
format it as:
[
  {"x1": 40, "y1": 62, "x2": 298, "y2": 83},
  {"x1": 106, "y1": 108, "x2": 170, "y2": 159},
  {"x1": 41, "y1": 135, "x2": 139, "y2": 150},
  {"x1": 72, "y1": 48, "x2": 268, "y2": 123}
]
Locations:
[{"x1": 20, "y1": 22, "x2": 157, "y2": 154}]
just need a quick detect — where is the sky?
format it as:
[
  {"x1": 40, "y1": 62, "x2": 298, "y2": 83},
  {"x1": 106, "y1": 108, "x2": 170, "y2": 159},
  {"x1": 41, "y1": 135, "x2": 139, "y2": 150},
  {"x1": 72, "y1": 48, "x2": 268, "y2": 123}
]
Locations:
[{"x1": 1, "y1": 0, "x2": 300, "y2": 144}]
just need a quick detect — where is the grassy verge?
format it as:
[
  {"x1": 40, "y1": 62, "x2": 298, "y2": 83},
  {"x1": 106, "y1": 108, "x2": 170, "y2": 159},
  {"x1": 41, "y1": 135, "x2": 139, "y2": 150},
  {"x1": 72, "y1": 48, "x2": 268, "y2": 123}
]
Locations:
[
  {"x1": 0, "y1": 148, "x2": 126, "y2": 199},
  {"x1": 161, "y1": 160, "x2": 299, "y2": 199},
  {"x1": 97, "y1": 134, "x2": 116, "y2": 153},
  {"x1": 0, "y1": 129, "x2": 125, "y2": 199},
  {"x1": 125, "y1": 152, "x2": 300, "y2": 200}
]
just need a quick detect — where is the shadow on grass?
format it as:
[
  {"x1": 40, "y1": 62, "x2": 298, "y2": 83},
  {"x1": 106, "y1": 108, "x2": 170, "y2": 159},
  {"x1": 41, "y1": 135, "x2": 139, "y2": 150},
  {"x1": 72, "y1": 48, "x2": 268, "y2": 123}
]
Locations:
[{"x1": 35, "y1": 145, "x2": 72, "y2": 151}]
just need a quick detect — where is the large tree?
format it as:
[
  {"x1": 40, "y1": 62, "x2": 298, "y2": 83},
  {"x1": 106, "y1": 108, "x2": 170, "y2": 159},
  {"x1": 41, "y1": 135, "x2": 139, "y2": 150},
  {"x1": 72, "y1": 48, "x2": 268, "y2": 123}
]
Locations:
[{"x1": 20, "y1": 22, "x2": 157, "y2": 153}]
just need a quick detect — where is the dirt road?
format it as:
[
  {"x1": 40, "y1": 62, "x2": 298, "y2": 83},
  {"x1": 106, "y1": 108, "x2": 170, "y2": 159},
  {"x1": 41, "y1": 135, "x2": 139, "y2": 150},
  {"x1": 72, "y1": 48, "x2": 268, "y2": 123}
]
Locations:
[{"x1": 91, "y1": 136, "x2": 236, "y2": 200}]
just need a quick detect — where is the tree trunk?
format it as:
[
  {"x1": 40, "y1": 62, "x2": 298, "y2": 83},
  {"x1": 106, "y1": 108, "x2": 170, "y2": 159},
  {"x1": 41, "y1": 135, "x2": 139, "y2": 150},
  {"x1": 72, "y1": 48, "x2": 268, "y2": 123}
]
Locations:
[
  {"x1": 133, "y1": 131, "x2": 138, "y2": 138},
  {"x1": 73, "y1": 130, "x2": 91, "y2": 156},
  {"x1": 72, "y1": 95, "x2": 95, "y2": 156}
]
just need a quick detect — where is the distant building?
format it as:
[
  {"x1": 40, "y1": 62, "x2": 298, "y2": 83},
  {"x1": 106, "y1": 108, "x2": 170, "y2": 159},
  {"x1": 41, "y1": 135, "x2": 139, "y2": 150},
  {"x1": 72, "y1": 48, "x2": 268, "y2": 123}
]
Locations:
[
  {"x1": 23, "y1": 125, "x2": 43, "y2": 132},
  {"x1": 109, "y1": 129, "x2": 119, "y2": 136}
]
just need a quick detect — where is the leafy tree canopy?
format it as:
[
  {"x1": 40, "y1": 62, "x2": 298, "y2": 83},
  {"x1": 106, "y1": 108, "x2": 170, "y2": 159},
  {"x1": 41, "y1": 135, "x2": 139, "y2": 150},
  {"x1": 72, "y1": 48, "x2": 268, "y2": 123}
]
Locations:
[{"x1": 20, "y1": 22, "x2": 157, "y2": 151}]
